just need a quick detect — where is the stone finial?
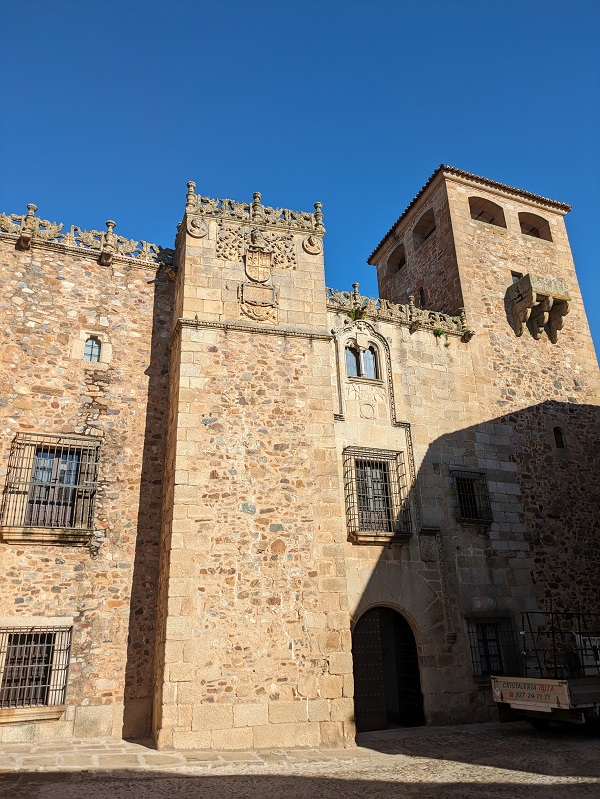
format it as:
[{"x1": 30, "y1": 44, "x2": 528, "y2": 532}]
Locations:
[
  {"x1": 99, "y1": 220, "x2": 117, "y2": 266},
  {"x1": 17, "y1": 204, "x2": 39, "y2": 250},
  {"x1": 186, "y1": 181, "x2": 197, "y2": 212},
  {"x1": 352, "y1": 283, "x2": 361, "y2": 308},
  {"x1": 314, "y1": 202, "x2": 325, "y2": 233},
  {"x1": 251, "y1": 192, "x2": 265, "y2": 222}
]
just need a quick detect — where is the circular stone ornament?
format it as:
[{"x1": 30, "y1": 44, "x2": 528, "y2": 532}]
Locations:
[{"x1": 303, "y1": 234, "x2": 323, "y2": 255}]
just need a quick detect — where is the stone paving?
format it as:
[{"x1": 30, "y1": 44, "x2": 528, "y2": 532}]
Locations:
[{"x1": 0, "y1": 722, "x2": 598, "y2": 798}]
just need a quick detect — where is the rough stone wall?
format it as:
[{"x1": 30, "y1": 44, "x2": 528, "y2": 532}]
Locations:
[
  {"x1": 445, "y1": 175, "x2": 600, "y2": 614},
  {"x1": 0, "y1": 237, "x2": 172, "y2": 742},
  {"x1": 374, "y1": 178, "x2": 463, "y2": 314},
  {"x1": 153, "y1": 208, "x2": 354, "y2": 750}
]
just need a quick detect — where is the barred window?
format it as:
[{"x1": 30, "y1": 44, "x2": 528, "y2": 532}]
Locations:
[
  {"x1": 343, "y1": 447, "x2": 411, "y2": 544},
  {"x1": 345, "y1": 346, "x2": 379, "y2": 379},
  {"x1": 467, "y1": 619, "x2": 518, "y2": 678},
  {"x1": 83, "y1": 336, "x2": 101, "y2": 363},
  {"x1": 0, "y1": 433, "x2": 101, "y2": 542},
  {"x1": 450, "y1": 470, "x2": 492, "y2": 524},
  {"x1": 0, "y1": 626, "x2": 72, "y2": 709}
]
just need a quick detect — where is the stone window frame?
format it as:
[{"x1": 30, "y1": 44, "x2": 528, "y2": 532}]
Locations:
[
  {"x1": 450, "y1": 469, "x2": 493, "y2": 526},
  {"x1": 0, "y1": 620, "x2": 73, "y2": 724},
  {"x1": 343, "y1": 446, "x2": 412, "y2": 545},
  {"x1": 71, "y1": 330, "x2": 112, "y2": 368},
  {"x1": 345, "y1": 343, "x2": 380, "y2": 380},
  {"x1": 0, "y1": 432, "x2": 101, "y2": 546},
  {"x1": 465, "y1": 615, "x2": 520, "y2": 679}
]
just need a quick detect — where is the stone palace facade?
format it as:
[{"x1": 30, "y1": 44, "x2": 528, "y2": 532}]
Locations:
[{"x1": 0, "y1": 166, "x2": 598, "y2": 748}]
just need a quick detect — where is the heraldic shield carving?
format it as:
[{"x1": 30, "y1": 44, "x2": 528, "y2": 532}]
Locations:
[{"x1": 245, "y1": 229, "x2": 272, "y2": 283}]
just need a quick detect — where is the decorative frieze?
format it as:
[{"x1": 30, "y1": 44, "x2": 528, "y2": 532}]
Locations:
[
  {"x1": 185, "y1": 182, "x2": 325, "y2": 234},
  {"x1": 0, "y1": 204, "x2": 173, "y2": 267},
  {"x1": 326, "y1": 283, "x2": 474, "y2": 340},
  {"x1": 506, "y1": 273, "x2": 570, "y2": 343}
]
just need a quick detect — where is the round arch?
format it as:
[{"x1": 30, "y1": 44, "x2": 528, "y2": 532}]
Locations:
[{"x1": 352, "y1": 604, "x2": 425, "y2": 732}]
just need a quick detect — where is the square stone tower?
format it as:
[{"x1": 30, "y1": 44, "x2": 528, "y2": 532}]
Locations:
[
  {"x1": 152, "y1": 185, "x2": 354, "y2": 750},
  {"x1": 369, "y1": 166, "x2": 600, "y2": 616}
]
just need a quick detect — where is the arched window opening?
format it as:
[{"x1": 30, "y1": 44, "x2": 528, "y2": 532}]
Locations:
[
  {"x1": 413, "y1": 209, "x2": 436, "y2": 248},
  {"x1": 388, "y1": 242, "x2": 406, "y2": 274},
  {"x1": 345, "y1": 345, "x2": 379, "y2": 380},
  {"x1": 345, "y1": 346, "x2": 360, "y2": 377},
  {"x1": 468, "y1": 196, "x2": 507, "y2": 228},
  {"x1": 418, "y1": 288, "x2": 426, "y2": 309},
  {"x1": 553, "y1": 426, "x2": 565, "y2": 449},
  {"x1": 519, "y1": 212, "x2": 552, "y2": 242},
  {"x1": 83, "y1": 336, "x2": 101, "y2": 363}
]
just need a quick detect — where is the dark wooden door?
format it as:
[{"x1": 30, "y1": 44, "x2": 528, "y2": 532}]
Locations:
[{"x1": 352, "y1": 608, "x2": 387, "y2": 731}]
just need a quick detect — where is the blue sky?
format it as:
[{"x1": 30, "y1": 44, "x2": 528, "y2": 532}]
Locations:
[{"x1": 1, "y1": 1, "x2": 598, "y2": 353}]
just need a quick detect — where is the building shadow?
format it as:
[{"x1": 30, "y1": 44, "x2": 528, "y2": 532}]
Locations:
[
  {"x1": 3, "y1": 770, "x2": 600, "y2": 799},
  {"x1": 348, "y1": 399, "x2": 600, "y2": 739},
  {"x1": 121, "y1": 267, "x2": 173, "y2": 738}
]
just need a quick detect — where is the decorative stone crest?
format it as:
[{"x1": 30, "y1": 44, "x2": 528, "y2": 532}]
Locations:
[
  {"x1": 238, "y1": 282, "x2": 279, "y2": 324},
  {"x1": 506, "y1": 273, "x2": 570, "y2": 343},
  {"x1": 245, "y1": 229, "x2": 272, "y2": 282},
  {"x1": 217, "y1": 224, "x2": 296, "y2": 269},
  {"x1": 0, "y1": 204, "x2": 171, "y2": 267}
]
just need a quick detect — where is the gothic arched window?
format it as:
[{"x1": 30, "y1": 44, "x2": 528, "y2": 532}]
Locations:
[{"x1": 345, "y1": 345, "x2": 379, "y2": 380}]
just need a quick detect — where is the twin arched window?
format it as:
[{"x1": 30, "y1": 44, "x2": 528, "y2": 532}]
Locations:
[{"x1": 346, "y1": 345, "x2": 379, "y2": 379}]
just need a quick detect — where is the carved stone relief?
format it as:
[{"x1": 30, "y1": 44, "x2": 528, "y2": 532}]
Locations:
[
  {"x1": 186, "y1": 215, "x2": 209, "y2": 238},
  {"x1": 0, "y1": 204, "x2": 171, "y2": 266},
  {"x1": 506, "y1": 273, "x2": 570, "y2": 343},
  {"x1": 303, "y1": 234, "x2": 323, "y2": 255},
  {"x1": 217, "y1": 224, "x2": 296, "y2": 268},
  {"x1": 238, "y1": 281, "x2": 279, "y2": 325}
]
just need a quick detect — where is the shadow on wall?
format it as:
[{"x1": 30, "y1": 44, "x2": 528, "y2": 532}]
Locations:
[
  {"x1": 122, "y1": 268, "x2": 172, "y2": 739},
  {"x1": 349, "y1": 399, "x2": 600, "y2": 732}
]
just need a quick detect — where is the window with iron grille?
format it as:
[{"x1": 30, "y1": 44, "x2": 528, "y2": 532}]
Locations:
[
  {"x1": 450, "y1": 470, "x2": 492, "y2": 524},
  {"x1": 467, "y1": 619, "x2": 518, "y2": 678},
  {"x1": 0, "y1": 433, "x2": 101, "y2": 541},
  {"x1": 343, "y1": 447, "x2": 412, "y2": 544},
  {"x1": 0, "y1": 626, "x2": 72, "y2": 709}
]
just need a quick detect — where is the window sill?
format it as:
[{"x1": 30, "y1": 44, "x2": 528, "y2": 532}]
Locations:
[
  {"x1": 0, "y1": 526, "x2": 93, "y2": 545},
  {"x1": 349, "y1": 531, "x2": 411, "y2": 546},
  {"x1": 456, "y1": 517, "x2": 492, "y2": 527},
  {"x1": 0, "y1": 705, "x2": 66, "y2": 724},
  {"x1": 347, "y1": 377, "x2": 385, "y2": 385}
]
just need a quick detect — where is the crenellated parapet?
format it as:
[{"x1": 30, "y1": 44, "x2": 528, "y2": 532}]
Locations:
[
  {"x1": 326, "y1": 283, "x2": 474, "y2": 341},
  {"x1": 0, "y1": 204, "x2": 174, "y2": 268}
]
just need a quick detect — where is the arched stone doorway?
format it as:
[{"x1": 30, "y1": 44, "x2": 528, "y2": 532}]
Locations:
[{"x1": 352, "y1": 606, "x2": 425, "y2": 732}]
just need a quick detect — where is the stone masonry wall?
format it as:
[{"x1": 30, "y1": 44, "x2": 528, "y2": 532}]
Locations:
[
  {"x1": 374, "y1": 177, "x2": 463, "y2": 315},
  {"x1": 0, "y1": 237, "x2": 172, "y2": 742},
  {"x1": 153, "y1": 206, "x2": 354, "y2": 750},
  {"x1": 445, "y1": 175, "x2": 600, "y2": 613}
]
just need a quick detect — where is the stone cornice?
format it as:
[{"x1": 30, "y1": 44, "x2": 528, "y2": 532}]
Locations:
[
  {"x1": 0, "y1": 205, "x2": 173, "y2": 269},
  {"x1": 173, "y1": 317, "x2": 333, "y2": 345},
  {"x1": 326, "y1": 284, "x2": 474, "y2": 341},
  {"x1": 184, "y1": 182, "x2": 325, "y2": 235}
]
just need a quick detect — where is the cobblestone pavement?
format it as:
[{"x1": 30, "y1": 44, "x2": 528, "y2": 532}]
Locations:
[{"x1": 1, "y1": 722, "x2": 598, "y2": 798}]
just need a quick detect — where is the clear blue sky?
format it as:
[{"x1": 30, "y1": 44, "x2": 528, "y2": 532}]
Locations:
[{"x1": 1, "y1": 1, "x2": 598, "y2": 353}]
